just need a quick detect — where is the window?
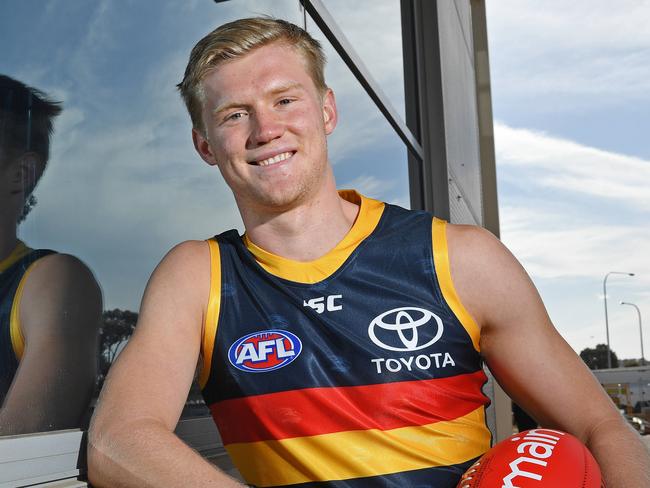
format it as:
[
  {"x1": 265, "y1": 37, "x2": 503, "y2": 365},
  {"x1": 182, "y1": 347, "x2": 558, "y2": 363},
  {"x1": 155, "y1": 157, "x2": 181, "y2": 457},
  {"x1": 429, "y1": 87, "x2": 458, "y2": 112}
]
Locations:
[{"x1": 1, "y1": 1, "x2": 492, "y2": 485}]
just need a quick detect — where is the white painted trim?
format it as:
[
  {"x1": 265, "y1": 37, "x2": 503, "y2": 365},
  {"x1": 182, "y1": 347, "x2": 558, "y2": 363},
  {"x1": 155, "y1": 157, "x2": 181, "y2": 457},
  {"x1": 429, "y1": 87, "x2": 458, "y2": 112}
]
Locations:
[
  {"x1": 0, "y1": 429, "x2": 82, "y2": 488},
  {"x1": 0, "y1": 417, "x2": 231, "y2": 487}
]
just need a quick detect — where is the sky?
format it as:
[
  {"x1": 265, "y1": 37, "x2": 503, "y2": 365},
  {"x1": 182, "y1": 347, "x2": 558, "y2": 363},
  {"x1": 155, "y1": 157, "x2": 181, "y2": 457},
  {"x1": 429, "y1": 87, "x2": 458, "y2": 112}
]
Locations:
[
  {"x1": 1, "y1": 0, "x2": 648, "y2": 360},
  {"x1": 487, "y1": 0, "x2": 650, "y2": 361}
]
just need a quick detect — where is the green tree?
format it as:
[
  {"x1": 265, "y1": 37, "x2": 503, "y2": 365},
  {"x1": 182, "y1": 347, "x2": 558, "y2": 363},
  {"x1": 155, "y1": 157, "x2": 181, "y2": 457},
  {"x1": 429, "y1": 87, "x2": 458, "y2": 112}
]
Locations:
[
  {"x1": 580, "y1": 344, "x2": 618, "y2": 370},
  {"x1": 96, "y1": 309, "x2": 138, "y2": 392},
  {"x1": 94, "y1": 309, "x2": 210, "y2": 417}
]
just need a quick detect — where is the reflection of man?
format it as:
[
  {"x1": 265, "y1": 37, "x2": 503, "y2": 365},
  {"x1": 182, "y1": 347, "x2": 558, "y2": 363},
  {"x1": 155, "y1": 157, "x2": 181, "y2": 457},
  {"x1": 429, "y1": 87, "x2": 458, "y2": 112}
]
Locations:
[
  {"x1": 89, "y1": 18, "x2": 650, "y2": 487},
  {"x1": 0, "y1": 75, "x2": 102, "y2": 435}
]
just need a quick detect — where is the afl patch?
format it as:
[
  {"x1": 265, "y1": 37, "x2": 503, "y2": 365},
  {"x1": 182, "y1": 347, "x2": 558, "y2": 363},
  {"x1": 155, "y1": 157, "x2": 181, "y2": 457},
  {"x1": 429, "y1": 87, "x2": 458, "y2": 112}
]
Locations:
[{"x1": 228, "y1": 329, "x2": 302, "y2": 373}]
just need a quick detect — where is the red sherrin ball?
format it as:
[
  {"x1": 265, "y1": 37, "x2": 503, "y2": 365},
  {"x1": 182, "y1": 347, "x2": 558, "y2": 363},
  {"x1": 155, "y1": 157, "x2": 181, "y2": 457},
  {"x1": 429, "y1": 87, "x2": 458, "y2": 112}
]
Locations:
[{"x1": 457, "y1": 428, "x2": 604, "y2": 488}]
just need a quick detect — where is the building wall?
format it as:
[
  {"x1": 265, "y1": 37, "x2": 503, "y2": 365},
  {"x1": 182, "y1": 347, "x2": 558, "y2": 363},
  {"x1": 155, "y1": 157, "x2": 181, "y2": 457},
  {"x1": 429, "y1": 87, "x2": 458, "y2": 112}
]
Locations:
[
  {"x1": 593, "y1": 367, "x2": 650, "y2": 409},
  {"x1": 438, "y1": 0, "x2": 484, "y2": 226},
  {"x1": 435, "y1": 0, "x2": 509, "y2": 442}
]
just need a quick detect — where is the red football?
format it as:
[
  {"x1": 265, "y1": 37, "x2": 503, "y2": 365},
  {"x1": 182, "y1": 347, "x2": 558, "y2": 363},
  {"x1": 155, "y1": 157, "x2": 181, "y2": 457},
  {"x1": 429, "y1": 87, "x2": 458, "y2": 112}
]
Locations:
[{"x1": 457, "y1": 428, "x2": 604, "y2": 487}]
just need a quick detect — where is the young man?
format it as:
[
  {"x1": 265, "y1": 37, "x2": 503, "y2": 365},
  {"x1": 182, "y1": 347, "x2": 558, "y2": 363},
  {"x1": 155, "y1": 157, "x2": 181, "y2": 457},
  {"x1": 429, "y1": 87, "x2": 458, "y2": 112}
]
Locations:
[
  {"x1": 0, "y1": 75, "x2": 102, "y2": 435},
  {"x1": 88, "y1": 18, "x2": 650, "y2": 488}
]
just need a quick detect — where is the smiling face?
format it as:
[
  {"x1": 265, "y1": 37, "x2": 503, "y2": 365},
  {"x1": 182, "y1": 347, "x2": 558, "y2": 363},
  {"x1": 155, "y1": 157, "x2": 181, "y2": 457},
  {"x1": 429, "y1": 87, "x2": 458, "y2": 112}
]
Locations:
[{"x1": 192, "y1": 41, "x2": 337, "y2": 212}]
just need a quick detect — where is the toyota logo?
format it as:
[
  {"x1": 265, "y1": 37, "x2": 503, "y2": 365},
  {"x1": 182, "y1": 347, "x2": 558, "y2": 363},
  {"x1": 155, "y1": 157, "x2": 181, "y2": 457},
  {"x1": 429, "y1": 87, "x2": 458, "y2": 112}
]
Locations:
[{"x1": 368, "y1": 307, "x2": 443, "y2": 351}]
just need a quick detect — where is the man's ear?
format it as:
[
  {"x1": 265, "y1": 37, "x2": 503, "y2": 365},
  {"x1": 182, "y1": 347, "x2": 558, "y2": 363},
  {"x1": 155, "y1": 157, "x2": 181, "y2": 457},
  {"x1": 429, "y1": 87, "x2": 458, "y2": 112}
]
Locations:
[
  {"x1": 322, "y1": 88, "x2": 338, "y2": 135},
  {"x1": 192, "y1": 128, "x2": 218, "y2": 167}
]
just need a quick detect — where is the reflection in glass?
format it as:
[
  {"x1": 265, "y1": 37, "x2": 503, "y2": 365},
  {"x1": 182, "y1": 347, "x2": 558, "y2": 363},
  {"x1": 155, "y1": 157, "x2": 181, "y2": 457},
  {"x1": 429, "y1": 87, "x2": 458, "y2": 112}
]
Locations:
[
  {"x1": 0, "y1": 75, "x2": 102, "y2": 435},
  {"x1": 1, "y1": 0, "x2": 412, "y2": 436}
]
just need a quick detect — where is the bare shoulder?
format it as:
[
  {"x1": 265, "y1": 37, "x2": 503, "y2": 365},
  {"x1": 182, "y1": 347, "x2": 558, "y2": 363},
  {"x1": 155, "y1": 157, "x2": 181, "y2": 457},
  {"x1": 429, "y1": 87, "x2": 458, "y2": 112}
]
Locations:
[
  {"x1": 142, "y1": 240, "x2": 211, "y2": 306},
  {"x1": 135, "y1": 239, "x2": 212, "y2": 334},
  {"x1": 151, "y1": 239, "x2": 211, "y2": 280},
  {"x1": 25, "y1": 252, "x2": 99, "y2": 290},
  {"x1": 20, "y1": 253, "x2": 102, "y2": 336},
  {"x1": 444, "y1": 222, "x2": 511, "y2": 265},
  {"x1": 444, "y1": 223, "x2": 540, "y2": 331}
]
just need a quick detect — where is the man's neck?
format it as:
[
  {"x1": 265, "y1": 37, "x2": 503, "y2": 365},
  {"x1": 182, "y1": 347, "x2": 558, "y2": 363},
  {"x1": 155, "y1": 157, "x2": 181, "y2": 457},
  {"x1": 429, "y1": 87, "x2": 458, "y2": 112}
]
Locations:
[
  {"x1": 0, "y1": 216, "x2": 18, "y2": 262},
  {"x1": 240, "y1": 183, "x2": 359, "y2": 262}
]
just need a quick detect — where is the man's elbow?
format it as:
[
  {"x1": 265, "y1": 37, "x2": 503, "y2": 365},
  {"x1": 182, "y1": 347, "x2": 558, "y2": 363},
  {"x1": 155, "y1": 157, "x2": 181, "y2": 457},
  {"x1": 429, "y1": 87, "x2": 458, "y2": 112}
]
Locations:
[
  {"x1": 86, "y1": 410, "x2": 133, "y2": 486},
  {"x1": 86, "y1": 416, "x2": 114, "y2": 487}
]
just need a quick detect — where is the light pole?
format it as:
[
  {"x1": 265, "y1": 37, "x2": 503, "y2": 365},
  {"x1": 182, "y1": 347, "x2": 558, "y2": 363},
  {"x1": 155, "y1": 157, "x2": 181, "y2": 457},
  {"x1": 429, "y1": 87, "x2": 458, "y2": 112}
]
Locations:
[
  {"x1": 621, "y1": 301, "x2": 644, "y2": 366},
  {"x1": 603, "y1": 271, "x2": 634, "y2": 369}
]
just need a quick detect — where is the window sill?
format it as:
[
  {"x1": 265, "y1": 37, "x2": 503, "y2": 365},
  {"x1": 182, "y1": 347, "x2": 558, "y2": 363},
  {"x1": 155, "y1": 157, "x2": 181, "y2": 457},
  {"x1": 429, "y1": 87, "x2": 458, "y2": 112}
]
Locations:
[{"x1": 0, "y1": 416, "x2": 231, "y2": 487}]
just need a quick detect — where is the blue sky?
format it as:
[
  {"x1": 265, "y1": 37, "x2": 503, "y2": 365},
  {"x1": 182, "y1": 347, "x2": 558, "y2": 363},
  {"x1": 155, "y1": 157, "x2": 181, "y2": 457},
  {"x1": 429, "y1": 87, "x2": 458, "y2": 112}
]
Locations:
[
  {"x1": 1, "y1": 0, "x2": 648, "y2": 360},
  {"x1": 486, "y1": 0, "x2": 650, "y2": 360}
]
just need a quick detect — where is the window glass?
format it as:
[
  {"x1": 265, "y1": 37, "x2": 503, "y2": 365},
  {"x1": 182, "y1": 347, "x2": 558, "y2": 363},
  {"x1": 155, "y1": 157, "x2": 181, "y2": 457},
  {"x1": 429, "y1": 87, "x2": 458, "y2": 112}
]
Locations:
[
  {"x1": 320, "y1": 0, "x2": 410, "y2": 207},
  {"x1": 1, "y1": 0, "x2": 410, "y2": 436},
  {"x1": 324, "y1": 0, "x2": 406, "y2": 119}
]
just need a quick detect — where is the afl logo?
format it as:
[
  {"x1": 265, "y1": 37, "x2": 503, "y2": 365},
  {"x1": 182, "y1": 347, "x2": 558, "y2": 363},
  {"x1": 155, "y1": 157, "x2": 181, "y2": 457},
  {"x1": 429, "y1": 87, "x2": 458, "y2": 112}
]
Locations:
[
  {"x1": 368, "y1": 307, "x2": 443, "y2": 352},
  {"x1": 228, "y1": 330, "x2": 302, "y2": 373}
]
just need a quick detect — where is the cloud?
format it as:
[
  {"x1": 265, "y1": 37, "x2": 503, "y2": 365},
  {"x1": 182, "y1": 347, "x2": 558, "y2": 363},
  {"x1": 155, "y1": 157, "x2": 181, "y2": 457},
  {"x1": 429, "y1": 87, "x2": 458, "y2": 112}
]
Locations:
[
  {"x1": 339, "y1": 174, "x2": 394, "y2": 198},
  {"x1": 488, "y1": 0, "x2": 650, "y2": 52},
  {"x1": 487, "y1": 2, "x2": 650, "y2": 357},
  {"x1": 15, "y1": 0, "x2": 413, "y2": 311},
  {"x1": 301, "y1": 0, "x2": 406, "y2": 162},
  {"x1": 486, "y1": 0, "x2": 650, "y2": 105},
  {"x1": 499, "y1": 197, "x2": 649, "y2": 358},
  {"x1": 501, "y1": 210, "x2": 650, "y2": 282},
  {"x1": 495, "y1": 121, "x2": 649, "y2": 358},
  {"x1": 495, "y1": 122, "x2": 650, "y2": 211},
  {"x1": 316, "y1": 0, "x2": 405, "y2": 105}
]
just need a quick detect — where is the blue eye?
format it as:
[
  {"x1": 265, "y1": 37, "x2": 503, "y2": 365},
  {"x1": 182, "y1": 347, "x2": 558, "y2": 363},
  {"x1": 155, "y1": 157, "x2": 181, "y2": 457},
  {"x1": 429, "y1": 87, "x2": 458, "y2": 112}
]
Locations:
[{"x1": 223, "y1": 110, "x2": 248, "y2": 123}]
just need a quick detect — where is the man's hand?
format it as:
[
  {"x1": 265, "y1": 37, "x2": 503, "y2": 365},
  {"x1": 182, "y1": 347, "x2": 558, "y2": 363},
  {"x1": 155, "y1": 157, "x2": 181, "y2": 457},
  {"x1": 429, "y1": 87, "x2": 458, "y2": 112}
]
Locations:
[{"x1": 445, "y1": 223, "x2": 650, "y2": 487}]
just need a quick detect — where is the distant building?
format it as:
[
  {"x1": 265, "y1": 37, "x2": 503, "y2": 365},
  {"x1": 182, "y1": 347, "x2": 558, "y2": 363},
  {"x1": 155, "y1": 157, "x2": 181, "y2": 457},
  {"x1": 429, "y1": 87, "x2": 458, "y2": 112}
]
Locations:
[{"x1": 592, "y1": 366, "x2": 650, "y2": 412}]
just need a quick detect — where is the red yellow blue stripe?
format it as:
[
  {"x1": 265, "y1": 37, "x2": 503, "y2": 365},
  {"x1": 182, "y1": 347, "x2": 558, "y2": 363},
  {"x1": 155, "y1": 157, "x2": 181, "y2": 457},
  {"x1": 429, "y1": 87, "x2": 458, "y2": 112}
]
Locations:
[
  {"x1": 212, "y1": 371, "x2": 488, "y2": 444},
  {"x1": 225, "y1": 406, "x2": 490, "y2": 487}
]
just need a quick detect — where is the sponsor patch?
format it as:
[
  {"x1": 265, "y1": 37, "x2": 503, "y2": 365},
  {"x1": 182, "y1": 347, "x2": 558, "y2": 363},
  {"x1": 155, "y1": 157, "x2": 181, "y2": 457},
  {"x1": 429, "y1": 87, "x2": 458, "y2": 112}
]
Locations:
[
  {"x1": 368, "y1": 307, "x2": 443, "y2": 352},
  {"x1": 228, "y1": 329, "x2": 302, "y2": 373}
]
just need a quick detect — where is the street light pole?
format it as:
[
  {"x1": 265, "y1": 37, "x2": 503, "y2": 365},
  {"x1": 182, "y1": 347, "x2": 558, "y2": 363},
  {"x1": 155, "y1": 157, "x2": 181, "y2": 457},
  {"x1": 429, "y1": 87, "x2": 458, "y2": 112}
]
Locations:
[
  {"x1": 603, "y1": 271, "x2": 635, "y2": 369},
  {"x1": 621, "y1": 301, "x2": 644, "y2": 366}
]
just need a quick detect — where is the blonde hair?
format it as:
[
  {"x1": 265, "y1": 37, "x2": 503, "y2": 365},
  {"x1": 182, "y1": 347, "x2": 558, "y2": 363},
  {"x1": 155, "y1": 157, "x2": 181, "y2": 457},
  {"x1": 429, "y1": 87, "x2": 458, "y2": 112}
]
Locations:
[{"x1": 177, "y1": 17, "x2": 327, "y2": 134}]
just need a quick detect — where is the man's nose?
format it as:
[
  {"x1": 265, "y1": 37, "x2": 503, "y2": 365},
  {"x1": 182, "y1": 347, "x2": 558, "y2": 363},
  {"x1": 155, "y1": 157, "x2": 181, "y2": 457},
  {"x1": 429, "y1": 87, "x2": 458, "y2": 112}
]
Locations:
[{"x1": 249, "y1": 109, "x2": 284, "y2": 146}]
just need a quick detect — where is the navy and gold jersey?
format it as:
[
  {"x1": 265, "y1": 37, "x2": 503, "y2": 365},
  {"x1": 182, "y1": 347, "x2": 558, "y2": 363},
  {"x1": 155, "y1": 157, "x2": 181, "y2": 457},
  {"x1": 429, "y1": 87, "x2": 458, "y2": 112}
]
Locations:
[
  {"x1": 1, "y1": 242, "x2": 55, "y2": 401},
  {"x1": 200, "y1": 191, "x2": 491, "y2": 487}
]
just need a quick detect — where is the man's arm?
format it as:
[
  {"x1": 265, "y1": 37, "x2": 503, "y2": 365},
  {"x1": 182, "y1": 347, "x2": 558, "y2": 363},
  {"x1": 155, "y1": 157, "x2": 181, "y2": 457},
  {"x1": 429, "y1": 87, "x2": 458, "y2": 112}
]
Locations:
[
  {"x1": 0, "y1": 254, "x2": 102, "y2": 435},
  {"x1": 446, "y1": 224, "x2": 650, "y2": 487},
  {"x1": 87, "y1": 241, "x2": 245, "y2": 488}
]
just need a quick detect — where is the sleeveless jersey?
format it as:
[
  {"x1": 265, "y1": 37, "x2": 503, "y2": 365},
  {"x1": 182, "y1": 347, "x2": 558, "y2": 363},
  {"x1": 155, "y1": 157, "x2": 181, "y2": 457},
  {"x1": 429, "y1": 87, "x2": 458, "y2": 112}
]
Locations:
[
  {"x1": 200, "y1": 191, "x2": 491, "y2": 487},
  {"x1": 1, "y1": 243, "x2": 55, "y2": 401}
]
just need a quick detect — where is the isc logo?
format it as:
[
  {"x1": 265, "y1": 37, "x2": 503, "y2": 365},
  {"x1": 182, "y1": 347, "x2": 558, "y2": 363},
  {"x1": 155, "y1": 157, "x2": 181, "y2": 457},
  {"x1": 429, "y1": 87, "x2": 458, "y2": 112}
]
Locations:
[
  {"x1": 303, "y1": 294, "x2": 342, "y2": 314},
  {"x1": 228, "y1": 330, "x2": 302, "y2": 373}
]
